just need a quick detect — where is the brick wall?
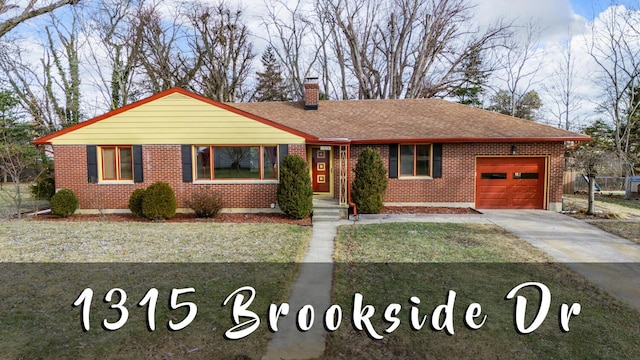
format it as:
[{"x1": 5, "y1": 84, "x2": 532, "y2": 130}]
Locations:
[
  {"x1": 288, "y1": 144, "x2": 306, "y2": 159},
  {"x1": 349, "y1": 142, "x2": 565, "y2": 206},
  {"x1": 54, "y1": 142, "x2": 565, "y2": 211},
  {"x1": 54, "y1": 144, "x2": 292, "y2": 210}
]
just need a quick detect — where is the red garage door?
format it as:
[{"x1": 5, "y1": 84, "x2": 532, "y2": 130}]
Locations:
[{"x1": 476, "y1": 157, "x2": 546, "y2": 209}]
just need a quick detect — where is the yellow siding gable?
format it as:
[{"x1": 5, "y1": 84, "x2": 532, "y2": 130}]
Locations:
[{"x1": 50, "y1": 93, "x2": 306, "y2": 145}]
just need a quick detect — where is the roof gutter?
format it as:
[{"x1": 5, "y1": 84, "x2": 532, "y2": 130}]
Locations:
[
  {"x1": 308, "y1": 138, "x2": 351, "y2": 145},
  {"x1": 349, "y1": 137, "x2": 592, "y2": 144}
]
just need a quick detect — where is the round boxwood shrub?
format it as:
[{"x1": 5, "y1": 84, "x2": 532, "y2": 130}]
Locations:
[
  {"x1": 50, "y1": 188, "x2": 78, "y2": 218},
  {"x1": 351, "y1": 147, "x2": 388, "y2": 214},
  {"x1": 277, "y1": 154, "x2": 313, "y2": 219},
  {"x1": 128, "y1": 188, "x2": 147, "y2": 217},
  {"x1": 141, "y1": 181, "x2": 176, "y2": 220}
]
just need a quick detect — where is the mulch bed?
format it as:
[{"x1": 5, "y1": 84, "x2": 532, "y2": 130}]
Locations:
[
  {"x1": 379, "y1": 206, "x2": 479, "y2": 214},
  {"x1": 31, "y1": 206, "x2": 478, "y2": 224}
]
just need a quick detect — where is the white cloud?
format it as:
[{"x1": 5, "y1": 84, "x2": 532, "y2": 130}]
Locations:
[
  {"x1": 472, "y1": 0, "x2": 587, "y2": 42},
  {"x1": 2, "y1": 0, "x2": 638, "y2": 131},
  {"x1": 472, "y1": 1, "x2": 640, "y2": 129}
]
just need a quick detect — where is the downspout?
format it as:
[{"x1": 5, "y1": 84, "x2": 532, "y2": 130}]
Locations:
[
  {"x1": 35, "y1": 144, "x2": 54, "y2": 156},
  {"x1": 347, "y1": 144, "x2": 358, "y2": 220},
  {"x1": 564, "y1": 141, "x2": 584, "y2": 152}
]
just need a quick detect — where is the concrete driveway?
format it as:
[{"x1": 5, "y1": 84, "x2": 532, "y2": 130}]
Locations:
[{"x1": 483, "y1": 210, "x2": 640, "y2": 311}]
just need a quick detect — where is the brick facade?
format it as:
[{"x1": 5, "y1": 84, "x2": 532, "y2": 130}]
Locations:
[
  {"x1": 54, "y1": 142, "x2": 565, "y2": 211},
  {"x1": 348, "y1": 142, "x2": 565, "y2": 207},
  {"x1": 55, "y1": 144, "x2": 287, "y2": 211}
]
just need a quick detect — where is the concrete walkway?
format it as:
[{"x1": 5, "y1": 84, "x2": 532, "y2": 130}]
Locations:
[
  {"x1": 263, "y1": 210, "x2": 640, "y2": 359},
  {"x1": 262, "y1": 222, "x2": 338, "y2": 360}
]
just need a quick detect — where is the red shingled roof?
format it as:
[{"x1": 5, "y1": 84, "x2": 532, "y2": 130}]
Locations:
[{"x1": 230, "y1": 98, "x2": 590, "y2": 143}]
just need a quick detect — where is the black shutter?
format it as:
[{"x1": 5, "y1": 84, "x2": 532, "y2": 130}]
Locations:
[
  {"x1": 86, "y1": 145, "x2": 98, "y2": 183},
  {"x1": 181, "y1": 145, "x2": 193, "y2": 182},
  {"x1": 278, "y1": 144, "x2": 288, "y2": 169},
  {"x1": 389, "y1": 144, "x2": 398, "y2": 179},
  {"x1": 133, "y1": 145, "x2": 143, "y2": 183},
  {"x1": 432, "y1": 143, "x2": 443, "y2": 178}
]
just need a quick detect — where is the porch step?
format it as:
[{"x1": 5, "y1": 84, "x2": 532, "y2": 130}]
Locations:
[{"x1": 312, "y1": 199, "x2": 346, "y2": 222}]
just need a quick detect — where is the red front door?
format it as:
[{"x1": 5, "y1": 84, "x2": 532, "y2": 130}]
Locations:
[{"x1": 312, "y1": 148, "x2": 330, "y2": 193}]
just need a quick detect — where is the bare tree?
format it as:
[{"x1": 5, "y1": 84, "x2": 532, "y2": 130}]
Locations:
[
  {"x1": 589, "y1": 5, "x2": 640, "y2": 176},
  {"x1": 44, "y1": 16, "x2": 82, "y2": 128},
  {"x1": 187, "y1": 1, "x2": 254, "y2": 102},
  {"x1": 0, "y1": 141, "x2": 42, "y2": 218},
  {"x1": 82, "y1": 0, "x2": 144, "y2": 110},
  {"x1": 0, "y1": 0, "x2": 79, "y2": 38},
  {"x1": 322, "y1": 0, "x2": 508, "y2": 99},
  {"x1": 136, "y1": 3, "x2": 202, "y2": 93},
  {"x1": 261, "y1": 0, "x2": 325, "y2": 100},
  {"x1": 491, "y1": 20, "x2": 545, "y2": 117},
  {"x1": 0, "y1": 12, "x2": 82, "y2": 133},
  {"x1": 543, "y1": 31, "x2": 583, "y2": 131},
  {"x1": 570, "y1": 145, "x2": 619, "y2": 215}
]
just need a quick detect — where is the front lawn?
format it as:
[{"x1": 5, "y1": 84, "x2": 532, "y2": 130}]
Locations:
[
  {"x1": 0, "y1": 183, "x2": 48, "y2": 218},
  {"x1": 326, "y1": 223, "x2": 640, "y2": 359},
  {"x1": 589, "y1": 194, "x2": 640, "y2": 210},
  {"x1": 0, "y1": 221, "x2": 310, "y2": 262},
  {"x1": 588, "y1": 221, "x2": 640, "y2": 244},
  {"x1": 0, "y1": 221, "x2": 312, "y2": 359},
  {"x1": 563, "y1": 194, "x2": 640, "y2": 218}
]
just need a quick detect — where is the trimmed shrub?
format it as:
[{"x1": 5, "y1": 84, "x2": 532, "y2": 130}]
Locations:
[
  {"x1": 186, "y1": 189, "x2": 224, "y2": 218},
  {"x1": 31, "y1": 163, "x2": 55, "y2": 201},
  {"x1": 351, "y1": 147, "x2": 388, "y2": 214},
  {"x1": 277, "y1": 154, "x2": 313, "y2": 219},
  {"x1": 141, "y1": 181, "x2": 177, "y2": 220},
  {"x1": 128, "y1": 188, "x2": 147, "y2": 217},
  {"x1": 50, "y1": 189, "x2": 78, "y2": 218}
]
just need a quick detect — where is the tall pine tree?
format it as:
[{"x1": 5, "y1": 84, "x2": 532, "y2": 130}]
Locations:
[
  {"x1": 451, "y1": 47, "x2": 487, "y2": 108},
  {"x1": 254, "y1": 47, "x2": 289, "y2": 102}
]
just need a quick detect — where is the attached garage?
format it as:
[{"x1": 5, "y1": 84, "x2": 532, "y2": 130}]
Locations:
[{"x1": 476, "y1": 157, "x2": 547, "y2": 209}]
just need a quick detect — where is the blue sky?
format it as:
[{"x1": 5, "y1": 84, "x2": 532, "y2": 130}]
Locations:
[
  {"x1": 571, "y1": 0, "x2": 637, "y2": 19},
  {"x1": 1, "y1": 0, "x2": 637, "y2": 127}
]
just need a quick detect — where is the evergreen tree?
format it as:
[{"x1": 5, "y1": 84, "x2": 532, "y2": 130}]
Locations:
[
  {"x1": 451, "y1": 47, "x2": 487, "y2": 107},
  {"x1": 351, "y1": 148, "x2": 388, "y2": 214},
  {"x1": 254, "y1": 47, "x2": 289, "y2": 102},
  {"x1": 0, "y1": 90, "x2": 42, "y2": 216},
  {"x1": 277, "y1": 154, "x2": 313, "y2": 219},
  {"x1": 489, "y1": 89, "x2": 542, "y2": 121},
  {"x1": 0, "y1": 90, "x2": 32, "y2": 144}
]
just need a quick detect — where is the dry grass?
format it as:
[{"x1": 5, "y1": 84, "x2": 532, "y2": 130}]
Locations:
[
  {"x1": 563, "y1": 194, "x2": 640, "y2": 220},
  {"x1": 0, "y1": 220, "x2": 311, "y2": 262},
  {"x1": 0, "y1": 183, "x2": 48, "y2": 218},
  {"x1": 333, "y1": 222, "x2": 554, "y2": 263},
  {"x1": 588, "y1": 221, "x2": 640, "y2": 244},
  {"x1": 0, "y1": 220, "x2": 312, "y2": 359},
  {"x1": 325, "y1": 222, "x2": 640, "y2": 359}
]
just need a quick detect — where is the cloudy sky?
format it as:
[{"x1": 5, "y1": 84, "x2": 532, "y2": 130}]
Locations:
[
  {"x1": 2, "y1": 0, "x2": 640, "y2": 129},
  {"x1": 465, "y1": 0, "x2": 639, "y2": 128}
]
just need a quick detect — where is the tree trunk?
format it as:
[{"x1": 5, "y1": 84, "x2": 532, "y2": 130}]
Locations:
[{"x1": 587, "y1": 173, "x2": 596, "y2": 215}]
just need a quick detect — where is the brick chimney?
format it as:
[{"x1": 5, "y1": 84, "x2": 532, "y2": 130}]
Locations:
[{"x1": 304, "y1": 77, "x2": 319, "y2": 110}]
